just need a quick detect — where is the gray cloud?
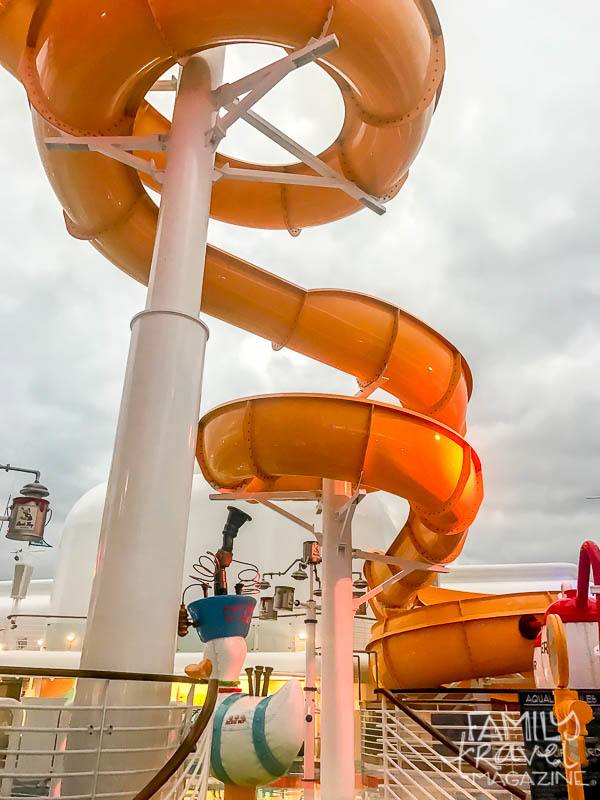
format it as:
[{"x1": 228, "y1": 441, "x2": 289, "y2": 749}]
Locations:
[{"x1": 0, "y1": 0, "x2": 599, "y2": 578}]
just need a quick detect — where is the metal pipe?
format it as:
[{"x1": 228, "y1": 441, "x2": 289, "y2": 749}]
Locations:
[
  {"x1": 245, "y1": 667, "x2": 255, "y2": 696},
  {"x1": 254, "y1": 666, "x2": 264, "y2": 698},
  {"x1": 319, "y1": 479, "x2": 355, "y2": 800},
  {"x1": 261, "y1": 666, "x2": 273, "y2": 697},
  {"x1": 303, "y1": 564, "x2": 318, "y2": 782},
  {"x1": 80, "y1": 49, "x2": 225, "y2": 674},
  {"x1": 0, "y1": 464, "x2": 41, "y2": 482}
]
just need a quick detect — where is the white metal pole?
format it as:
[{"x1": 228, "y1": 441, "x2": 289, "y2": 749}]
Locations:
[
  {"x1": 303, "y1": 568, "x2": 317, "y2": 782},
  {"x1": 320, "y1": 478, "x2": 355, "y2": 800},
  {"x1": 382, "y1": 696, "x2": 390, "y2": 799},
  {"x1": 81, "y1": 49, "x2": 225, "y2": 674}
]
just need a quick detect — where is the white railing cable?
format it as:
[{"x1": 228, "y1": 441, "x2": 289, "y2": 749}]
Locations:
[
  {"x1": 0, "y1": 672, "x2": 215, "y2": 800},
  {"x1": 378, "y1": 697, "x2": 518, "y2": 800},
  {"x1": 90, "y1": 678, "x2": 109, "y2": 800},
  {"x1": 385, "y1": 710, "x2": 499, "y2": 800}
]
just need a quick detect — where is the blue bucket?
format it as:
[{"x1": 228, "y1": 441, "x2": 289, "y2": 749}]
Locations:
[{"x1": 187, "y1": 595, "x2": 257, "y2": 643}]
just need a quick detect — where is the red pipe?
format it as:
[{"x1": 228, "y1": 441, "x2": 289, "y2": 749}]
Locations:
[
  {"x1": 576, "y1": 541, "x2": 600, "y2": 609},
  {"x1": 576, "y1": 541, "x2": 600, "y2": 640}
]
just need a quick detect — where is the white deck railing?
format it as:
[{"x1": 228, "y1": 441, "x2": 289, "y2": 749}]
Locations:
[
  {"x1": 0, "y1": 669, "x2": 215, "y2": 800},
  {"x1": 362, "y1": 696, "x2": 531, "y2": 800}
]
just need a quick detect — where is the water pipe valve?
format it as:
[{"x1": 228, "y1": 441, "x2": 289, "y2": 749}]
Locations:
[{"x1": 177, "y1": 603, "x2": 191, "y2": 637}]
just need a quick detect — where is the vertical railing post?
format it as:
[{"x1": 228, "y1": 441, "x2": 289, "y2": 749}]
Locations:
[
  {"x1": 382, "y1": 696, "x2": 389, "y2": 800},
  {"x1": 90, "y1": 679, "x2": 110, "y2": 800}
]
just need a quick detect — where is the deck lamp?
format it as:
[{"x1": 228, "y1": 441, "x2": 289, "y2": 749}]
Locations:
[
  {"x1": 291, "y1": 564, "x2": 308, "y2": 581},
  {"x1": 1, "y1": 464, "x2": 51, "y2": 545},
  {"x1": 352, "y1": 573, "x2": 368, "y2": 590}
]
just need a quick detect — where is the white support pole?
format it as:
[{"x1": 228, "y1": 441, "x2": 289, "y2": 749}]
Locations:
[
  {"x1": 320, "y1": 478, "x2": 355, "y2": 800},
  {"x1": 303, "y1": 568, "x2": 318, "y2": 783},
  {"x1": 81, "y1": 49, "x2": 225, "y2": 674}
]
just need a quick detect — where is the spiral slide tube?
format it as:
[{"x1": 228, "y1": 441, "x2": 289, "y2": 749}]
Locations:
[{"x1": 0, "y1": 0, "x2": 551, "y2": 690}]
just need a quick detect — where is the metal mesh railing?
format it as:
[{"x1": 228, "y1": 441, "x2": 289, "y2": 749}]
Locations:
[{"x1": 0, "y1": 667, "x2": 214, "y2": 800}]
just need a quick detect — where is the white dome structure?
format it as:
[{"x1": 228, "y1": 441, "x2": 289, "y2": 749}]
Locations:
[{"x1": 51, "y1": 482, "x2": 109, "y2": 619}]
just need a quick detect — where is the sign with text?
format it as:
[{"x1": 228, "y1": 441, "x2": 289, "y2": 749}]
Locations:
[{"x1": 519, "y1": 690, "x2": 600, "y2": 799}]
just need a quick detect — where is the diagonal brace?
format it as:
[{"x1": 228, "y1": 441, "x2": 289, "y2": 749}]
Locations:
[
  {"x1": 336, "y1": 488, "x2": 366, "y2": 543},
  {"x1": 44, "y1": 134, "x2": 167, "y2": 183},
  {"x1": 44, "y1": 134, "x2": 169, "y2": 153},
  {"x1": 239, "y1": 109, "x2": 386, "y2": 215},
  {"x1": 352, "y1": 557, "x2": 447, "y2": 612},
  {"x1": 210, "y1": 34, "x2": 339, "y2": 145}
]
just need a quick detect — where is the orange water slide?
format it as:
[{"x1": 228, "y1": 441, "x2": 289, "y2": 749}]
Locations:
[{"x1": 0, "y1": 0, "x2": 547, "y2": 688}]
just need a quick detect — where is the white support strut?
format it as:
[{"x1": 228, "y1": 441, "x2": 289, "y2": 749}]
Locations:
[
  {"x1": 44, "y1": 134, "x2": 169, "y2": 152},
  {"x1": 149, "y1": 76, "x2": 178, "y2": 92},
  {"x1": 352, "y1": 550, "x2": 448, "y2": 612},
  {"x1": 211, "y1": 34, "x2": 339, "y2": 144},
  {"x1": 209, "y1": 490, "x2": 321, "y2": 538},
  {"x1": 256, "y1": 499, "x2": 316, "y2": 535},
  {"x1": 235, "y1": 108, "x2": 386, "y2": 214},
  {"x1": 44, "y1": 35, "x2": 386, "y2": 218},
  {"x1": 214, "y1": 164, "x2": 350, "y2": 189},
  {"x1": 208, "y1": 490, "x2": 321, "y2": 502},
  {"x1": 355, "y1": 375, "x2": 390, "y2": 399},
  {"x1": 44, "y1": 134, "x2": 167, "y2": 183},
  {"x1": 353, "y1": 549, "x2": 449, "y2": 572}
]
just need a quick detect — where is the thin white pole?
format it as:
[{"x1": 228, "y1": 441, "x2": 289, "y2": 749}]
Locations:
[
  {"x1": 382, "y1": 700, "x2": 390, "y2": 800},
  {"x1": 303, "y1": 569, "x2": 317, "y2": 782},
  {"x1": 320, "y1": 478, "x2": 355, "y2": 800},
  {"x1": 81, "y1": 49, "x2": 225, "y2": 674}
]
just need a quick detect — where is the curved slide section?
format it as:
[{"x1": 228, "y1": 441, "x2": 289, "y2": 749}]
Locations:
[
  {"x1": 372, "y1": 589, "x2": 555, "y2": 688},
  {"x1": 0, "y1": 0, "x2": 543, "y2": 687}
]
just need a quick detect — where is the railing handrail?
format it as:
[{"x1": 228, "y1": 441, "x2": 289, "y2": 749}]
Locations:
[
  {"x1": 132, "y1": 678, "x2": 219, "y2": 800},
  {"x1": 7, "y1": 613, "x2": 87, "y2": 621},
  {"x1": 384, "y1": 687, "x2": 521, "y2": 695},
  {"x1": 0, "y1": 664, "x2": 208, "y2": 684},
  {"x1": 376, "y1": 688, "x2": 528, "y2": 800}
]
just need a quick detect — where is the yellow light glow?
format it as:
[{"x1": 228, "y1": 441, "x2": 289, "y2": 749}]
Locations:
[{"x1": 66, "y1": 633, "x2": 76, "y2": 643}]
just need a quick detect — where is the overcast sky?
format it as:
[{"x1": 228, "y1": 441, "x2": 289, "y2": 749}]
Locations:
[{"x1": 0, "y1": 1, "x2": 599, "y2": 579}]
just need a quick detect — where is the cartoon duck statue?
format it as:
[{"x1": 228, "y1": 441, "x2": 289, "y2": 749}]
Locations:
[{"x1": 183, "y1": 507, "x2": 305, "y2": 799}]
